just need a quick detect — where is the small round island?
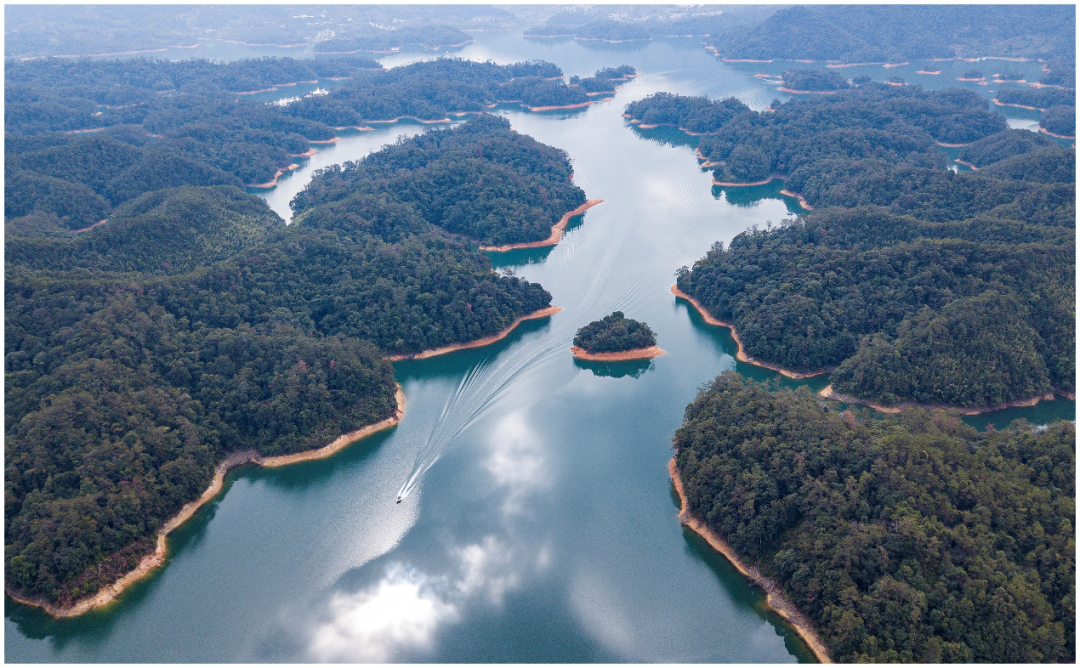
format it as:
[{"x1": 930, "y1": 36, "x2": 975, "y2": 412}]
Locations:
[{"x1": 571, "y1": 311, "x2": 665, "y2": 361}]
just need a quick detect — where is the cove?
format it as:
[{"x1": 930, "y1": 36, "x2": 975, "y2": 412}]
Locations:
[{"x1": 6, "y1": 29, "x2": 1071, "y2": 663}]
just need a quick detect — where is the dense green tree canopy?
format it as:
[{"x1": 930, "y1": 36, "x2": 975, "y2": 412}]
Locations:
[
  {"x1": 780, "y1": 68, "x2": 851, "y2": 92},
  {"x1": 676, "y1": 205, "x2": 1074, "y2": 406},
  {"x1": 675, "y1": 373, "x2": 1075, "y2": 662},
  {"x1": 5, "y1": 113, "x2": 580, "y2": 607},
  {"x1": 292, "y1": 114, "x2": 586, "y2": 247},
  {"x1": 573, "y1": 312, "x2": 657, "y2": 353}
]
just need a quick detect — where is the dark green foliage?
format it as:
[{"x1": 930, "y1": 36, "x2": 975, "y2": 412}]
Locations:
[
  {"x1": 676, "y1": 206, "x2": 1074, "y2": 402},
  {"x1": 674, "y1": 372, "x2": 1075, "y2": 662},
  {"x1": 979, "y1": 147, "x2": 1076, "y2": 185},
  {"x1": 784, "y1": 161, "x2": 1074, "y2": 223},
  {"x1": 688, "y1": 85, "x2": 1004, "y2": 184},
  {"x1": 1040, "y1": 63, "x2": 1076, "y2": 88},
  {"x1": 152, "y1": 227, "x2": 553, "y2": 356},
  {"x1": 5, "y1": 170, "x2": 111, "y2": 233},
  {"x1": 1041, "y1": 105, "x2": 1076, "y2": 137},
  {"x1": 573, "y1": 312, "x2": 657, "y2": 353},
  {"x1": 780, "y1": 69, "x2": 851, "y2": 92},
  {"x1": 286, "y1": 59, "x2": 633, "y2": 126},
  {"x1": 629, "y1": 86, "x2": 1005, "y2": 189},
  {"x1": 6, "y1": 111, "x2": 580, "y2": 607},
  {"x1": 624, "y1": 92, "x2": 750, "y2": 134},
  {"x1": 706, "y1": 5, "x2": 1075, "y2": 62},
  {"x1": 996, "y1": 86, "x2": 1076, "y2": 110},
  {"x1": 958, "y1": 128, "x2": 1056, "y2": 167},
  {"x1": 831, "y1": 292, "x2": 1052, "y2": 407},
  {"x1": 292, "y1": 114, "x2": 585, "y2": 247},
  {"x1": 6, "y1": 187, "x2": 282, "y2": 275}
]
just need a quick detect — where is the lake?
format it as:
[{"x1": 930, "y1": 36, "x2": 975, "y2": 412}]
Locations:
[{"x1": 5, "y1": 30, "x2": 1072, "y2": 663}]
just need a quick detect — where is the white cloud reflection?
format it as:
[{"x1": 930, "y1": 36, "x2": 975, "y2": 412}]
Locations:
[
  {"x1": 308, "y1": 535, "x2": 549, "y2": 661},
  {"x1": 309, "y1": 563, "x2": 456, "y2": 662},
  {"x1": 483, "y1": 412, "x2": 549, "y2": 517}
]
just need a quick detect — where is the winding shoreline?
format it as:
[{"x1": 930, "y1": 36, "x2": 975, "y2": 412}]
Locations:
[
  {"x1": 778, "y1": 87, "x2": 838, "y2": 95},
  {"x1": 570, "y1": 345, "x2": 664, "y2": 361},
  {"x1": 670, "y1": 285, "x2": 831, "y2": 380},
  {"x1": 1039, "y1": 127, "x2": 1075, "y2": 140},
  {"x1": 526, "y1": 101, "x2": 593, "y2": 112},
  {"x1": 819, "y1": 384, "x2": 1065, "y2": 416},
  {"x1": 779, "y1": 188, "x2": 814, "y2": 210},
  {"x1": 992, "y1": 98, "x2": 1044, "y2": 111},
  {"x1": 479, "y1": 199, "x2": 603, "y2": 252},
  {"x1": 669, "y1": 458, "x2": 832, "y2": 663},
  {"x1": 6, "y1": 388, "x2": 406, "y2": 619},
  {"x1": 247, "y1": 163, "x2": 300, "y2": 189},
  {"x1": 384, "y1": 307, "x2": 562, "y2": 361},
  {"x1": 954, "y1": 159, "x2": 980, "y2": 170},
  {"x1": 713, "y1": 176, "x2": 779, "y2": 187}
]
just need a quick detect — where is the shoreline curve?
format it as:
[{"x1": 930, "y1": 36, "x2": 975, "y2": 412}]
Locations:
[
  {"x1": 384, "y1": 306, "x2": 562, "y2": 361},
  {"x1": 480, "y1": 199, "x2": 603, "y2": 252},
  {"x1": 6, "y1": 387, "x2": 406, "y2": 618},
  {"x1": 778, "y1": 188, "x2": 814, "y2": 210},
  {"x1": 713, "y1": 176, "x2": 779, "y2": 187},
  {"x1": 671, "y1": 285, "x2": 831, "y2": 380},
  {"x1": 818, "y1": 383, "x2": 1066, "y2": 416},
  {"x1": 1039, "y1": 126, "x2": 1075, "y2": 140},
  {"x1": 669, "y1": 458, "x2": 832, "y2": 663},
  {"x1": 570, "y1": 345, "x2": 664, "y2": 361}
]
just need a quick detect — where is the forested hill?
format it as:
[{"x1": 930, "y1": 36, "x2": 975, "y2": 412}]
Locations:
[
  {"x1": 292, "y1": 114, "x2": 586, "y2": 247},
  {"x1": 677, "y1": 201, "x2": 1074, "y2": 408},
  {"x1": 5, "y1": 56, "x2": 366, "y2": 218},
  {"x1": 653, "y1": 86, "x2": 1074, "y2": 409},
  {"x1": 6, "y1": 115, "x2": 580, "y2": 607},
  {"x1": 284, "y1": 58, "x2": 636, "y2": 126},
  {"x1": 706, "y1": 5, "x2": 1075, "y2": 64},
  {"x1": 629, "y1": 85, "x2": 1007, "y2": 185},
  {"x1": 675, "y1": 373, "x2": 1075, "y2": 663}
]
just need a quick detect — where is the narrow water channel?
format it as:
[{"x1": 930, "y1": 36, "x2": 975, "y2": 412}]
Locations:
[{"x1": 6, "y1": 30, "x2": 1071, "y2": 663}]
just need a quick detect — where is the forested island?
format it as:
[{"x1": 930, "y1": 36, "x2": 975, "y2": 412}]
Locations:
[
  {"x1": 779, "y1": 68, "x2": 851, "y2": 93},
  {"x1": 674, "y1": 373, "x2": 1074, "y2": 662},
  {"x1": 571, "y1": 312, "x2": 662, "y2": 361},
  {"x1": 5, "y1": 114, "x2": 588, "y2": 613}
]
